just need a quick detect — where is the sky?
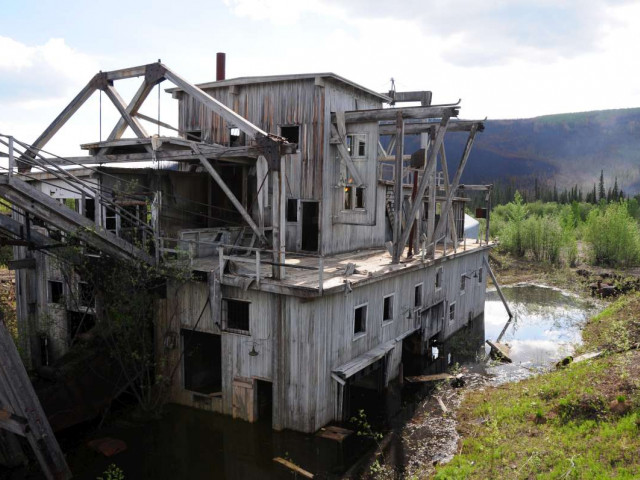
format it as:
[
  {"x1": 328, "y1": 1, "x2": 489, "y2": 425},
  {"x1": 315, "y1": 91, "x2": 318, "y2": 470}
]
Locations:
[{"x1": 1, "y1": 0, "x2": 640, "y2": 157}]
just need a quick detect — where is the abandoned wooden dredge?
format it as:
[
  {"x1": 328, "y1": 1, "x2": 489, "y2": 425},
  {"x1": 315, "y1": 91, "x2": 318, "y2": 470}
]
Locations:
[{"x1": 0, "y1": 53, "x2": 492, "y2": 476}]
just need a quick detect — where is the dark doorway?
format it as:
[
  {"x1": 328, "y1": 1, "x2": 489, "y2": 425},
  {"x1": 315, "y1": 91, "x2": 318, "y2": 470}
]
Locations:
[
  {"x1": 182, "y1": 330, "x2": 222, "y2": 395},
  {"x1": 301, "y1": 201, "x2": 319, "y2": 252},
  {"x1": 342, "y1": 358, "x2": 386, "y2": 422},
  {"x1": 256, "y1": 380, "x2": 273, "y2": 423},
  {"x1": 67, "y1": 311, "x2": 96, "y2": 341}
]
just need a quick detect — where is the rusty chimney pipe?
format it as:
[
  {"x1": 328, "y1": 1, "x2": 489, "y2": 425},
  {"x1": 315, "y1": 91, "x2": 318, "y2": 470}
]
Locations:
[{"x1": 216, "y1": 52, "x2": 226, "y2": 81}]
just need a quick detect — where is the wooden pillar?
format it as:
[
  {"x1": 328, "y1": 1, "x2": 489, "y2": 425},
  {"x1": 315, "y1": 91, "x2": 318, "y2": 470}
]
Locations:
[
  {"x1": 427, "y1": 129, "x2": 437, "y2": 248},
  {"x1": 271, "y1": 156, "x2": 286, "y2": 279},
  {"x1": 392, "y1": 111, "x2": 404, "y2": 263}
]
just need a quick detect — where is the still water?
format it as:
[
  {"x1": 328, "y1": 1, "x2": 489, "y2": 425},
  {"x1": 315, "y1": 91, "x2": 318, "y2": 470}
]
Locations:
[{"x1": 484, "y1": 284, "x2": 598, "y2": 382}]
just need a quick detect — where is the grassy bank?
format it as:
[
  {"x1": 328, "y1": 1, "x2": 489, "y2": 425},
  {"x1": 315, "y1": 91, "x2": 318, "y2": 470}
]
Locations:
[{"x1": 434, "y1": 293, "x2": 640, "y2": 479}]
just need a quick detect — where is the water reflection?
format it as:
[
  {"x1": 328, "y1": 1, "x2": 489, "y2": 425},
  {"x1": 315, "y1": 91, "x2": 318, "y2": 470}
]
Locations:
[{"x1": 485, "y1": 284, "x2": 597, "y2": 379}]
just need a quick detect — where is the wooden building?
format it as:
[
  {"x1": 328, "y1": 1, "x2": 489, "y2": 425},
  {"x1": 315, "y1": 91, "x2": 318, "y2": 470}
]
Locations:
[{"x1": 0, "y1": 58, "x2": 491, "y2": 434}]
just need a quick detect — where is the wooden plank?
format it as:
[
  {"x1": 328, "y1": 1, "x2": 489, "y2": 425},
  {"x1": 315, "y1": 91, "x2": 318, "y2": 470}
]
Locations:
[
  {"x1": 0, "y1": 321, "x2": 71, "y2": 479},
  {"x1": 316, "y1": 425, "x2": 353, "y2": 443},
  {"x1": 7, "y1": 258, "x2": 36, "y2": 270},
  {"x1": 378, "y1": 120, "x2": 484, "y2": 136},
  {"x1": 273, "y1": 457, "x2": 314, "y2": 478},
  {"x1": 336, "y1": 105, "x2": 459, "y2": 123},
  {"x1": 486, "y1": 340, "x2": 512, "y2": 363},
  {"x1": 404, "y1": 373, "x2": 452, "y2": 383}
]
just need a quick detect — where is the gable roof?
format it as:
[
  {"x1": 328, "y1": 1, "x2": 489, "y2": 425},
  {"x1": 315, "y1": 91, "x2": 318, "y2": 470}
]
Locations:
[{"x1": 167, "y1": 72, "x2": 391, "y2": 102}]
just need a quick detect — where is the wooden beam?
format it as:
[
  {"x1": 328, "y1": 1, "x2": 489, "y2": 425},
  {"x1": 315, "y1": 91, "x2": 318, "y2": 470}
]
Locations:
[
  {"x1": 192, "y1": 145, "x2": 267, "y2": 245},
  {"x1": 100, "y1": 79, "x2": 156, "y2": 154},
  {"x1": 397, "y1": 113, "x2": 451, "y2": 257},
  {"x1": 330, "y1": 121, "x2": 364, "y2": 187},
  {"x1": 439, "y1": 144, "x2": 458, "y2": 248},
  {"x1": 163, "y1": 67, "x2": 268, "y2": 140},
  {"x1": 102, "y1": 84, "x2": 149, "y2": 140},
  {"x1": 334, "y1": 105, "x2": 459, "y2": 124},
  {"x1": 432, "y1": 124, "x2": 479, "y2": 246},
  {"x1": 392, "y1": 111, "x2": 404, "y2": 263},
  {"x1": 378, "y1": 120, "x2": 484, "y2": 136},
  {"x1": 273, "y1": 457, "x2": 314, "y2": 478},
  {"x1": 7, "y1": 258, "x2": 36, "y2": 270},
  {"x1": 21, "y1": 76, "x2": 99, "y2": 170},
  {"x1": 0, "y1": 321, "x2": 71, "y2": 479}
]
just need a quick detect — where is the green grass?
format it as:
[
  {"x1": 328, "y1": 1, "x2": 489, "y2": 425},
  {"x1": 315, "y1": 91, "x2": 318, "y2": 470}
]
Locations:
[{"x1": 434, "y1": 294, "x2": 640, "y2": 479}]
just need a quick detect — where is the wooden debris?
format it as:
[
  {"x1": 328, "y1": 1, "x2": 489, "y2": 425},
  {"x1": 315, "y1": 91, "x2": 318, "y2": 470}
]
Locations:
[
  {"x1": 316, "y1": 425, "x2": 353, "y2": 443},
  {"x1": 486, "y1": 340, "x2": 512, "y2": 363},
  {"x1": 273, "y1": 457, "x2": 314, "y2": 478},
  {"x1": 573, "y1": 351, "x2": 603, "y2": 363},
  {"x1": 405, "y1": 373, "x2": 453, "y2": 383},
  {"x1": 435, "y1": 396, "x2": 448, "y2": 414},
  {"x1": 88, "y1": 438, "x2": 127, "y2": 457}
]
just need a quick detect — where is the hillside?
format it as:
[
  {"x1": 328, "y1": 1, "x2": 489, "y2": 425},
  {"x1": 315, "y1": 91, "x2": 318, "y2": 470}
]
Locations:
[{"x1": 432, "y1": 108, "x2": 640, "y2": 193}]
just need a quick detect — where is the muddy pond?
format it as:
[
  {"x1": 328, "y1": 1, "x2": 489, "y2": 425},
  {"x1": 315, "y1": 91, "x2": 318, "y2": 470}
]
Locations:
[{"x1": 5, "y1": 284, "x2": 597, "y2": 479}]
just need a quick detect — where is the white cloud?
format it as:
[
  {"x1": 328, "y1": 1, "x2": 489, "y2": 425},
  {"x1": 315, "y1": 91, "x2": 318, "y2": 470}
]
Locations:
[{"x1": 0, "y1": 36, "x2": 99, "y2": 104}]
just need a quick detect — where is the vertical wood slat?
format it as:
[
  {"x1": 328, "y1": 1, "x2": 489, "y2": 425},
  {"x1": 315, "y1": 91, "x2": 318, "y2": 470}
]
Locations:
[{"x1": 0, "y1": 321, "x2": 71, "y2": 479}]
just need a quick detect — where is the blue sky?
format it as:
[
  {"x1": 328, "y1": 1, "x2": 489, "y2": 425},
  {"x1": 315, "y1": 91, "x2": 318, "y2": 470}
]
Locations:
[{"x1": 1, "y1": 0, "x2": 639, "y2": 156}]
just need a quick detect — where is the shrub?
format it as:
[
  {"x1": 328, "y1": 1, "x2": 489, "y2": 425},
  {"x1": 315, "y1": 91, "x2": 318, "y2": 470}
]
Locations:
[{"x1": 584, "y1": 201, "x2": 640, "y2": 266}]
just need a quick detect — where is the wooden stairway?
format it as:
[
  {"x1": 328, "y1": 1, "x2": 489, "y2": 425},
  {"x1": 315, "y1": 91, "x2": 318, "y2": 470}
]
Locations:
[{"x1": 0, "y1": 176, "x2": 154, "y2": 264}]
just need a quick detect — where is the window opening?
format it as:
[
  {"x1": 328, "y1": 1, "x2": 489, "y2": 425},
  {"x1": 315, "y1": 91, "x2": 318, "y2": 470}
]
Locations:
[
  {"x1": 460, "y1": 274, "x2": 466, "y2": 293},
  {"x1": 185, "y1": 130, "x2": 202, "y2": 142},
  {"x1": 48, "y1": 281, "x2": 64, "y2": 304},
  {"x1": 435, "y1": 267, "x2": 443, "y2": 289},
  {"x1": 280, "y1": 125, "x2": 300, "y2": 146},
  {"x1": 383, "y1": 295, "x2": 394, "y2": 323},
  {"x1": 354, "y1": 304, "x2": 367, "y2": 335},
  {"x1": 182, "y1": 329, "x2": 222, "y2": 394},
  {"x1": 414, "y1": 284, "x2": 423, "y2": 308},
  {"x1": 223, "y1": 298, "x2": 250, "y2": 334},
  {"x1": 346, "y1": 134, "x2": 367, "y2": 158},
  {"x1": 449, "y1": 302, "x2": 456, "y2": 322},
  {"x1": 286, "y1": 199, "x2": 298, "y2": 222}
]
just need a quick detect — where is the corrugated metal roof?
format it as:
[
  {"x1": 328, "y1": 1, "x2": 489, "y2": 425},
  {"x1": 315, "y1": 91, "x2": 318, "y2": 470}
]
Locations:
[{"x1": 166, "y1": 72, "x2": 391, "y2": 102}]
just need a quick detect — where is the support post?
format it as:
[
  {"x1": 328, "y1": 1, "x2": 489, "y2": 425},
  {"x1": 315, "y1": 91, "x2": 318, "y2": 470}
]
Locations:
[
  {"x1": 7, "y1": 136, "x2": 13, "y2": 181},
  {"x1": 392, "y1": 111, "x2": 404, "y2": 263},
  {"x1": 483, "y1": 256, "x2": 513, "y2": 320}
]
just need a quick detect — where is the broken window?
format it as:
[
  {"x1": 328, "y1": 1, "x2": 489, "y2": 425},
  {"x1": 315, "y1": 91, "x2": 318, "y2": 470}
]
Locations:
[
  {"x1": 414, "y1": 284, "x2": 423, "y2": 308},
  {"x1": 185, "y1": 130, "x2": 202, "y2": 142},
  {"x1": 344, "y1": 186, "x2": 353, "y2": 210},
  {"x1": 223, "y1": 298, "x2": 250, "y2": 334},
  {"x1": 355, "y1": 187, "x2": 365, "y2": 209},
  {"x1": 67, "y1": 311, "x2": 96, "y2": 341},
  {"x1": 346, "y1": 134, "x2": 367, "y2": 158},
  {"x1": 383, "y1": 295, "x2": 394, "y2": 323},
  {"x1": 354, "y1": 304, "x2": 367, "y2": 335},
  {"x1": 48, "y1": 281, "x2": 64, "y2": 304},
  {"x1": 280, "y1": 125, "x2": 300, "y2": 147},
  {"x1": 286, "y1": 199, "x2": 298, "y2": 222},
  {"x1": 182, "y1": 329, "x2": 222, "y2": 395},
  {"x1": 449, "y1": 302, "x2": 456, "y2": 323},
  {"x1": 435, "y1": 266, "x2": 443, "y2": 289},
  {"x1": 78, "y1": 282, "x2": 94, "y2": 308},
  {"x1": 229, "y1": 127, "x2": 244, "y2": 147},
  {"x1": 343, "y1": 186, "x2": 365, "y2": 211}
]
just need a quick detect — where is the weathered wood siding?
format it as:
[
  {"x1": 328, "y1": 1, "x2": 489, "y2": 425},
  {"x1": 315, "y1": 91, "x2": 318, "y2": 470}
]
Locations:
[
  {"x1": 278, "y1": 248, "x2": 488, "y2": 432},
  {"x1": 321, "y1": 82, "x2": 385, "y2": 255}
]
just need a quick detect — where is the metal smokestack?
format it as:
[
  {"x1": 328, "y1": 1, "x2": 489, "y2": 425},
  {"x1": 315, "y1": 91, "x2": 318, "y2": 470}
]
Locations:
[{"x1": 216, "y1": 52, "x2": 226, "y2": 81}]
